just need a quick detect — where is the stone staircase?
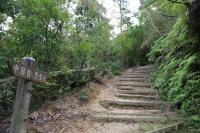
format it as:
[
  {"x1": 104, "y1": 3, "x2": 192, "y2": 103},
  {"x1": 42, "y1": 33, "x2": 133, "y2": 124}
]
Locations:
[{"x1": 91, "y1": 65, "x2": 183, "y2": 132}]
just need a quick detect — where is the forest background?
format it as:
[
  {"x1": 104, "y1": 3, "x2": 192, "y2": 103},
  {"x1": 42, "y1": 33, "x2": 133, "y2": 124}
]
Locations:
[{"x1": 0, "y1": 0, "x2": 200, "y2": 129}]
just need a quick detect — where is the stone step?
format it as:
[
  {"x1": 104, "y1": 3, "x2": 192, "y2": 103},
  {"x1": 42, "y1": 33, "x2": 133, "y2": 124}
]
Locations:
[
  {"x1": 119, "y1": 78, "x2": 149, "y2": 82},
  {"x1": 117, "y1": 82, "x2": 151, "y2": 88},
  {"x1": 116, "y1": 94, "x2": 158, "y2": 100},
  {"x1": 100, "y1": 100, "x2": 168, "y2": 109},
  {"x1": 123, "y1": 73, "x2": 147, "y2": 76},
  {"x1": 117, "y1": 85, "x2": 151, "y2": 89},
  {"x1": 117, "y1": 86, "x2": 151, "y2": 90},
  {"x1": 93, "y1": 115, "x2": 166, "y2": 122},
  {"x1": 136, "y1": 67, "x2": 153, "y2": 70},
  {"x1": 93, "y1": 111, "x2": 180, "y2": 118},
  {"x1": 132, "y1": 68, "x2": 152, "y2": 71},
  {"x1": 130, "y1": 70, "x2": 151, "y2": 73},
  {"x1": 135, "y1": 65, "x2": 153, "y2": 70},
  {"x1": 127, "y1": 70, "x2": 149, "y2": 73},
  {"x1": 130, "y1": 71, "x2": 150, "y2": 74},
  {"x1": 122, "y1": 75, "x2": 148, "y2": 78},
  {"x1": 104, "y1": 108, "x2": 162, "y2": 114},
  {"x1": 93, "y1": 112, "x2": 182, "y2": 122},
  {"x1": 117, "y1": 90, "x2": 157, "y2": 95},
  {"x1": 91, "y1": 111, "x2": 164, "y2": 116},
  {"x1": 123, "y1": 74, "x2": 146, "y2": 77}
]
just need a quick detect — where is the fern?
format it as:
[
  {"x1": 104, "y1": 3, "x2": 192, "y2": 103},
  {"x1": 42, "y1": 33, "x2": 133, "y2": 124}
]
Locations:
[{"x1": 149, "y1": 2, "x2": 200, "y2": 128}]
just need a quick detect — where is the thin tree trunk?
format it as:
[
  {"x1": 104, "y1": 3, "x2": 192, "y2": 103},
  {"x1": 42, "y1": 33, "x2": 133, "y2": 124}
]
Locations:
[
  {"x1": 139, "y1": 0, "x2": 163, "y2": 37},
  {"x1": 44, "y1": 21, "x2": 50, "y2": 72},
  {"x1": 119, "y1": 0, "x2": 126, "y2": 66}
]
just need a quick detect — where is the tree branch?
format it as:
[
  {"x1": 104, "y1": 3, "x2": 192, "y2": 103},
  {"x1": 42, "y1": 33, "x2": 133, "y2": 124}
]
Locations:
[
  {"x1": 143, "y1": 0, "x2": 191, "y2": 8},
  {"x1": 154, "y1": 10, "x2": 178, "y2": 18},
  {"x1": 168, "y1": 0, "x2": 183, "y2": 4},
  {"x1": 139, "y1": 0, "x2": 163, "y2": 37},
  {"x1": 144, "y1": 0, "x2": 159, "y2": 8}
]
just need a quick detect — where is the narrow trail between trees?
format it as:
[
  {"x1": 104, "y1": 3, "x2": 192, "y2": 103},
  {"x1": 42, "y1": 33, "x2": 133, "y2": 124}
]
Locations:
[{"x1": 28, "y1": 65, "x2": 183, "y2": 133}]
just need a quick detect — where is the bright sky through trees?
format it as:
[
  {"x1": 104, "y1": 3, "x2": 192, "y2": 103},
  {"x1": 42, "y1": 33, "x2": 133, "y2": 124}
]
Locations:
[
  {"x1": 1, "y1": 0, "x2": 140, "y2": 34},
  {"x1": 99, "y1": 0, "x2": 141, "y2": 34}
]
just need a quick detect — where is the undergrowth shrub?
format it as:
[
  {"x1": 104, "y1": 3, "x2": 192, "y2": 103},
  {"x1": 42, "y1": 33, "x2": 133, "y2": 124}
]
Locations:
[
  {"x1": 109, "y1": 60, "x2": 123, "y2": 75},
  {"x1": 0, "y1": 78, "x2": 16, "y2": 120},
  {"x1": 0, "y1": 67, "x2": 95, "y2": 120},
  {"x1": 31, "y1": 67, "x2": 94, "y2": 108}
]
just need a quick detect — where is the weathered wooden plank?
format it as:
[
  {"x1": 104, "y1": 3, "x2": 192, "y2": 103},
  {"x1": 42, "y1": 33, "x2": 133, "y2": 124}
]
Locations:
[
  {"x1": 10, "y1": 57, "x2": 36, "y2": 133},
  {"x1": 7, "y1": 59, "x2": 47, "y2": 83}
]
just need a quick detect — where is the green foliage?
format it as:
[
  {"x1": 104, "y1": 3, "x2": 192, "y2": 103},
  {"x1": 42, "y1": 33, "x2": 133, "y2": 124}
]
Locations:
[
  {"x1": 0, "y1": 57, "x2": 9, "y2": 78},
  {"x1": 2, "y1": 1, "x2": 199, "y2": 129},
  {"x1": 0, "y1": 79, "x2": 16, "y2": 119},
  {"x1": 110, "y1": 60, "x2": 122, "y2": 75},
  {"x1": 183, "y1": 72, "x2": 200, "y2": 128},
  {"x1": 6, "y1": 0, "x2": 69, "y2": 71},
  {"x1": 151, "y1": 43, "x2": 200, "y2": 129},
  {"x1": 0, "y1": 86, "x2": 15, "y2": 119},
  {"x1": 0, "y1": 0, "x2": 115, "y2": 121},
  {"x1": 149, "y1": 5, "x2": 200, "y2": 128},
  {"x1": 114, "y1": 25, "x2": 147, "y2": 67},
  {"x1": 0, "y1": 0, "x2": 18, "y2": 19}
]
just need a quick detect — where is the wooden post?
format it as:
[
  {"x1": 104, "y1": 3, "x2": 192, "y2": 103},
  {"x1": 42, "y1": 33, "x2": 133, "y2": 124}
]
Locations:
[{"x1": 10, "y1": 57, "x2": 35, "y2": 133}]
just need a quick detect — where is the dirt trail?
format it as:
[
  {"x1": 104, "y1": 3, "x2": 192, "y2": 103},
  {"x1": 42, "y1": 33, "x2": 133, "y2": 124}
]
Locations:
[
  {"x1": 28, "y1": 74, "x2": 118, "y2": 133},
  {"x1": 28, "y1": 65, "x2": 183, "y2": 133}
]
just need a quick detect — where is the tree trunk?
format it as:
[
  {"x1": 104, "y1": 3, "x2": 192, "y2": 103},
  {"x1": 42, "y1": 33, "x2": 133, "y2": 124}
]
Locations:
[
  {"x1": 188, "y1": 0, "x2": 200, "y2": 41},
  {"x1": 10, "y1": 58, "x2": 35, "y2": 133},
  {"x1": 119, "y1": 0, "x2": 126, "y2": 66}
]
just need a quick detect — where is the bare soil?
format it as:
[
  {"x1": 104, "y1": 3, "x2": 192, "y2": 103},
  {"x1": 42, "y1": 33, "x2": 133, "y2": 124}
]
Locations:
[{"x1": 27, "y1": 74, "x2": 122, "y2": 133}]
